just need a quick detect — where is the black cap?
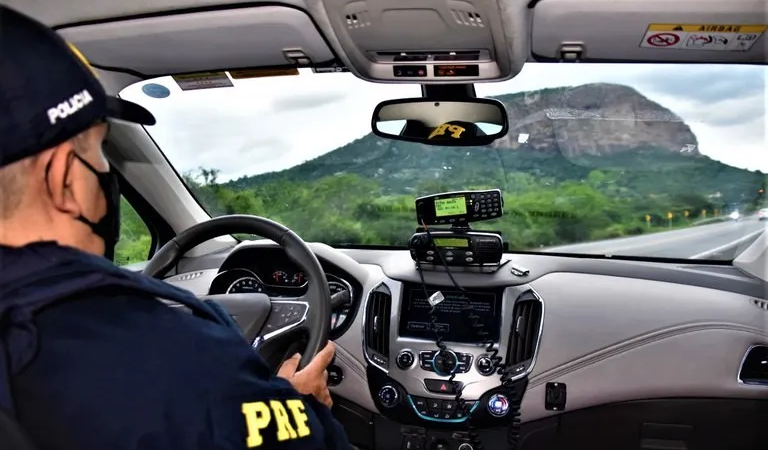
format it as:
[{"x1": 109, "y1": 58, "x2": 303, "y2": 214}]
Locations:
[{"x1": 0, "y1": 5, "x2": 156, "y2": 168}]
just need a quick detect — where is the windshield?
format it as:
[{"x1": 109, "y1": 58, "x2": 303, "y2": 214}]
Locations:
[{"x1": 119, "y1": 64, "x2": 767, "y2": 261}]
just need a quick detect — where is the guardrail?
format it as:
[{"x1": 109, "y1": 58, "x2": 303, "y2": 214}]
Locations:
[{"x1": 691, "y1": 217, "x2": 729, "y2": 226}]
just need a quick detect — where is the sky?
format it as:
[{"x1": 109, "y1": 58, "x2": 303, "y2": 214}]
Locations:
[{"x1": 119, "y1": 63, "x2": 766, "y2": 182}]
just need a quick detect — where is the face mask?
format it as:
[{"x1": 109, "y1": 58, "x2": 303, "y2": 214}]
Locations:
[{"x1": 72, "y1": 153, "x2": 121, "y2": 261}]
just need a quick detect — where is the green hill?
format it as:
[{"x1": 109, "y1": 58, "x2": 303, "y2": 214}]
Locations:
[{"x1": 225, "y1": 83, "x2": 762, "y2": 202}]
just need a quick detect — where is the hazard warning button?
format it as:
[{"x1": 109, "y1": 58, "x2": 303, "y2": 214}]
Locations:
[{"x1": 424, "y1": 378, "x2": 463, "y2": 394}]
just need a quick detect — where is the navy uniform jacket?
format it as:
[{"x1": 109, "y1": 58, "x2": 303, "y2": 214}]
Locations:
[{"x1": 0, "y1": 242, "x2": 353, "y2": 450}]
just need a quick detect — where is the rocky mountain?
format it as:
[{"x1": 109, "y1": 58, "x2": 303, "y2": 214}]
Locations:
[
  {"x1": 227, "y1": 83, "x2": 763, "y2": 201},
  {"x1": 490, "y1": 83, "x2": 697, "y2": 157}
]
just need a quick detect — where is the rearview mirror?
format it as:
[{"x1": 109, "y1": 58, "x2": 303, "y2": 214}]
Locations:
[{"x1": 371, "y1": 98, "x2": 509, "y2": 146}]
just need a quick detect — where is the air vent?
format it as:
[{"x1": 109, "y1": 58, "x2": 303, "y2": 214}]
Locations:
[
  {"x1": 345, "y1": 10, "x2": 370, "y2": 29},
  {"x1": 751, "y1": 299, "x2": 768, "y2": 311},
  {"x1": 450, "y1": 9, "x2": 484, "y2": 27},
  {"x1": 506, "y1": 291, "x2": 543, "y2": 367},
  {"x1": 171, "y1": 271, "x2": 204, "y2": 282},
  {"x1": 364, "y1": 284, "x2": 392, "y2": 368},
  {"x1": 738, "y1": 345, "x2": 768, "y2": 386}
]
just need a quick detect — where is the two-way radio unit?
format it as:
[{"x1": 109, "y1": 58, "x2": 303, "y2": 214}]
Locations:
[
  {"x1": 409, "y1": 188, "x2": 526, "y2": 450},
  {"x1": 409, "y1": 231, "x2": 503, "y2": 266},
  {"x1": 410, "y1": 189, "x2": 505, "y2": 267}
]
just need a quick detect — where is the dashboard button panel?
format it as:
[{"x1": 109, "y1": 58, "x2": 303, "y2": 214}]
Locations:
[
  {"x1": 409, "y1": 395, "x2": 478, "y2": 422},
  {"x1": 419, "y1": 350, "x2": 473, "y2": 374},
  {"x1": 432, "y1": 350, "x2": 459, "y2": 376}
]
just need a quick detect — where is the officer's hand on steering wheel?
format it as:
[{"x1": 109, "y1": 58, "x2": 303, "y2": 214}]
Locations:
[{"x1": 277, "y1": 342, "x2": 336, "y2": 408}]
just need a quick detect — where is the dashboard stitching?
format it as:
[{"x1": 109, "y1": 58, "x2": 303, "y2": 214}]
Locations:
[
  {"x1": 530, "y1": 322, "x2": 767, "y2": 387},
  {"x1": 336, "y1": 345, "x2": 367, "y2": 380}
]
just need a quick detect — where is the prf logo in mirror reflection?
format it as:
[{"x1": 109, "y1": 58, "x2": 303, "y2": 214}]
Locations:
[{"x1": 428, "y1": 123, "x2": 466, "y2": 140}]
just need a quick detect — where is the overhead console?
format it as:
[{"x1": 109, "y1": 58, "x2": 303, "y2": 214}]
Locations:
[{"x1": 320, "y1": 0, "x2": 529, "y2": 82}]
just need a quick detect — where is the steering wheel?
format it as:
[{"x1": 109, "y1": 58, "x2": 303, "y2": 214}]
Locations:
[{"x1": 142, "y1": 215, "x2": 331, "y2": 370}]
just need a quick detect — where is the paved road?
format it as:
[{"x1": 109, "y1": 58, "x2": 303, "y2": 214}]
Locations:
[{"x1": 544, "y1": 217, "x2": 766, "y2": 259}]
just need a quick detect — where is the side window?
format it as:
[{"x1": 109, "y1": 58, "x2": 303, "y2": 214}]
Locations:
[{"x1": 116, "y1": 196, "x2": 153, "y2": 266}]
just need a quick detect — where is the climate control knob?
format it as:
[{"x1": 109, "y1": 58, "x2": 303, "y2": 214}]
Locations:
[
  {"x1": 378, "y1": 385, "x2": 399, "y2": 408},
  {"x1": 432, "y1": 350, "x2": 459, "y2": 376}
]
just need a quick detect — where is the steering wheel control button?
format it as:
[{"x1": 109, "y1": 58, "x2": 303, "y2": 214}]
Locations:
[
  {"x1": 432, "y1": 350, "x2": 459, "y2": 375},
  {"x1": 424, "y1": 378, "x2": 462, "y2": 394},
  {"x1": 327, "y1": 365, "x2": 343, "y2": 387},
  {"x1": 487, "y1": 394, "x2": 510, "y2": 417},
  {"x1": 378, "y1": 385, "x2": 400, "y2": 408},
  {"x1": 419, "y1": 350, "x2": 436, "y2": 371},
  {"x1": 262, "y1": 302, "x2": 307, "y2": 334},
  {"x1": 476, "y1": 356, "x2": 495, "y2": 376},
  {"x1": 396, "y1": 350, "x2": 415, "y2": 369}
]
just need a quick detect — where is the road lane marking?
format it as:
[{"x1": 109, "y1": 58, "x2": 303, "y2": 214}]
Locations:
[
  {"x1": 546, "y1": 221, "x2": 749, "y2": 254},
  {"x1": 690, "y1": 227, "x2": 766, "y2": 259}
]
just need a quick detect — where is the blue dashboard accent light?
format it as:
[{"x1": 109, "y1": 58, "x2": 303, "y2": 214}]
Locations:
[{"x1": 407, "y1": 395, "x2": 478, "y2": 423}]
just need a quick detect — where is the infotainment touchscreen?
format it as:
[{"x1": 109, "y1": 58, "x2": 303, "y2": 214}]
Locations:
[{"x1": 399, "y1": 287, "x2": 501, "y2": 344}]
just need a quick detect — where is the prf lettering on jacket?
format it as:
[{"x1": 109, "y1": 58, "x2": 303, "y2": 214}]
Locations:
[{"x1": 241, "y1": 399, "x2": 311, "y2": 448}]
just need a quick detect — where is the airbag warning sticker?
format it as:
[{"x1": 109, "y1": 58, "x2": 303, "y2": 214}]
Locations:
[{"x1": 639, "y1": 24, "x2": 767, "y2": 51}]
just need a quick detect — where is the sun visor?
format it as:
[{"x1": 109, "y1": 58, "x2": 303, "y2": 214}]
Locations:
[
  {"x1": 56, "y1": 5, "x2": 336, "y2": 76},
  {"x1": 319, "y1": 0, "x2": 530, "y2": 83},
  {"x1": 531, "y1": 0, "x2": 768, "y2": 63}
]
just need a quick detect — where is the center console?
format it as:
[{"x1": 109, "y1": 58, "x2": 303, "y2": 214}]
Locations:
[{"x1": 362, "y1": 281, "x2": 543, "y2": 449}]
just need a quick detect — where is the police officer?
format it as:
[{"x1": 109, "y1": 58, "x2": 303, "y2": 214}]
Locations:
[{"x1": 0, "y1": 5, "x2": 351, "y2": 450}]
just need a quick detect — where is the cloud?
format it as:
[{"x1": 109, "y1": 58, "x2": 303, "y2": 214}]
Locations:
[
  {"x1": 272, "y1": 92, "x2": 346, "y2": 111},
  {"x1": 633, "y1": 65, "x2": 765, "y2": 103},
  {"x1": 119, "y1": 64, "x2": 766, "y2": 181}
]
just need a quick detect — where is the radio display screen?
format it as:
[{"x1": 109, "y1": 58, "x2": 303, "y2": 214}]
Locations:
[
  {"x1": 432, "y1": 237, "x2": 469, "y2": 248},
  {"x1": 399, "y1": 287, "x2": 501, "y2": 344},
  {"x1": 434, "y1": 196, "x2": 467, "y2": 217}
]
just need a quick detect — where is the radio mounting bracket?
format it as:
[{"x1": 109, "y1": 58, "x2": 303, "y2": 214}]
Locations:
[{"x1": 416, "y1": 223, "x2": 473, "y2": 233}]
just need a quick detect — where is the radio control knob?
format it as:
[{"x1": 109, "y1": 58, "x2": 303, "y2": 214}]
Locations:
[
  {"x1": 396, "y1": 350, "x2": 415, "y2": 369},
  {"x1": 378, "y1": 385, "x2": 399, "y2": 408},
  {"x1": 476, "y1": 356, "x2": 495, "y2": 376},
  {"x1": 458, "y1": 444, "x2": 474, "y2": 450},
  {"x1": 432, "y1": 350, "x2": 459, "y2": 376}
]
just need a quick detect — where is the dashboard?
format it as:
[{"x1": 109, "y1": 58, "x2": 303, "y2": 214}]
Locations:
[{"x1": 163, "y1": 240, "x2": 768, "y2": 450}]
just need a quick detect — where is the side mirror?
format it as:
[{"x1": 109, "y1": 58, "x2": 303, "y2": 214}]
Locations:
[{"x1": 371, "y1": 98, "x2": 509, "y2": 146}]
